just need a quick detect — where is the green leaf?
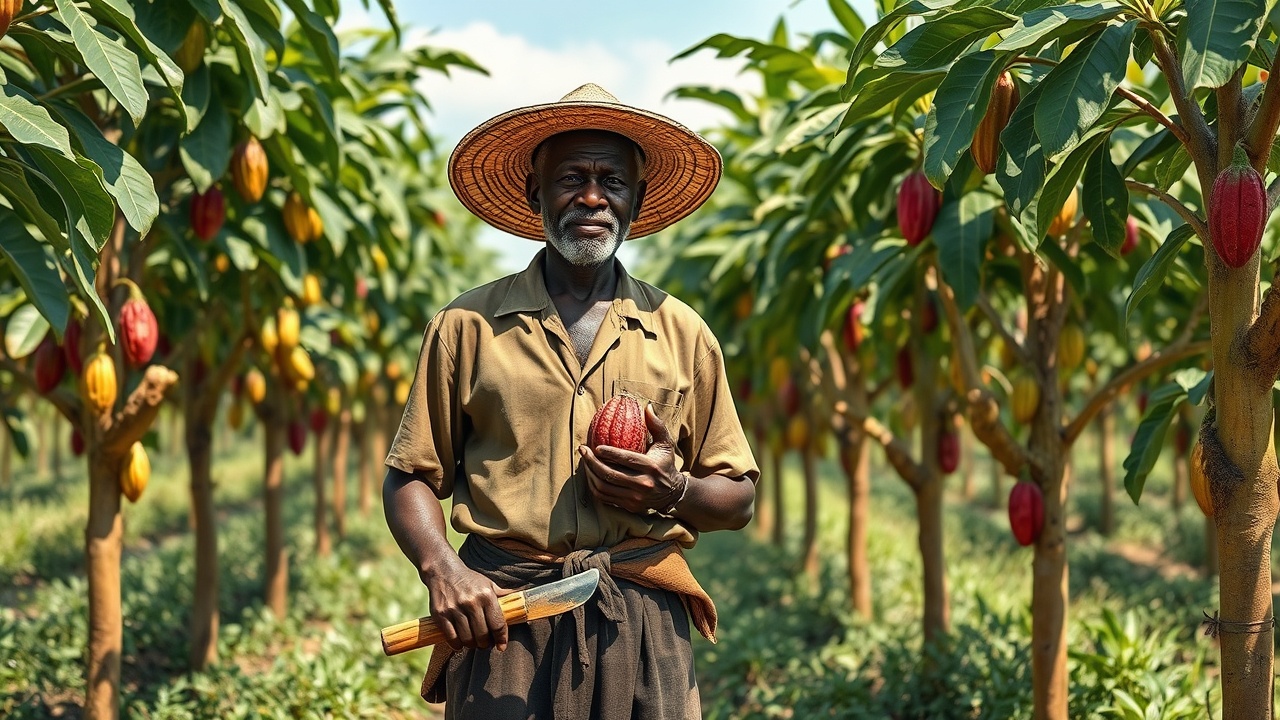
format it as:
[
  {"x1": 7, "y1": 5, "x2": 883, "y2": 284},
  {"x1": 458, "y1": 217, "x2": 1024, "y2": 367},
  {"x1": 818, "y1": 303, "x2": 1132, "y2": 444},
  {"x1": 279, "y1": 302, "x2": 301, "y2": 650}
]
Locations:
[
  {"x1": 828, "y1": 0, "x2": 867, "y2": 39},
  {"x1": 54, "y1": 105, "x2": 159, "y2": 234},
  {"x1": 843, "y1": 0, "x2": 952, "y2": 95},
  {"x1": 1034, "y1": 21, "x2": 1136, "y2": 160},
  {"x1": 1125, "y1": 224, "x2": 1196, "y2": 321},
  {"x1": 28, "y1": 148, "x2": 115, "y2": 251},
  {"x1": 4, "y1": 304, "x2": 50, "y2": 359},
  {"x1": 665, "y1": 86, "x2": 752, "y2": 123},
  {"x1": 180, "y1": 100, "x2": 231, "y2": 194},
  {"x1": 218, "y1": 0, "x2": 269, "y2": 100},
  {"x1": 0, "y1": 85, "x2": 74, "y2": 157},
  {"x1": 371, "y1": 0, "x2": 401, "y2": 43},
  {"x1": 1180, "y1": 0, "x2": 1268, "y2": 89},
  {"x1": 181, "y1": 61, "x2": 211, "y2": 133},
  {"x1": 55, "y1": 0, "x2": 149, "y2": 125},
  {"x1": 0, "y1": 158, "x2": 72, "y2": 246},
  {"x1": 279, "y1": 0, "x2": 340, "y2": 80},
  {"x1": 923, "y1": 50, "x2": 1005, "y2": 188},
  {"x1": 1082, "y1": 144, "x2": 1129, "y2": 257},
  {"x1": 993, "y1": 1, "x2": 1124, "y2": 53},
  {"x1": 997, "y1": 79, "x2": 1046, "y2": 219},
  {"x1": 0, "y1": 214, "x2": 70, "y2": 335},
  {"x1": 2, "y1": 407, "x2": 32, "y2": 459},
  {"x1": 1032, "y1": 115, "x2": 1124, "y2": 242},
  {"x1": 1124, "y1": 381, "x2": 1184, "y2": 503},
  {"x1": 875, "y1": 7, "x2": 1017, "y2": 72},
  {"x1": 86, "y1": 0, "x2": 186, "y2": 110},
  {"x1": 844, "y1": 70, "x2": 945, "y2": 124},
  {"x1": 187, "y1": 0, "x2": 221, "y2": 23},
  {"x1": 1154, "y1": 145, "x2": 1193, "y2": 190},
  {"x1": 934, "y1": 193, "x2": 999, "y2": 309}
]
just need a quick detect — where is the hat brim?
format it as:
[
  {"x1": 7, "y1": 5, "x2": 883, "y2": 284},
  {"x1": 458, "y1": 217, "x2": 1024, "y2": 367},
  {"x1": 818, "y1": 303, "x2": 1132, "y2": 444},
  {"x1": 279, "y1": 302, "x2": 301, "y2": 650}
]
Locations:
[{"x1": 448, "y1": 100, "x2": 722, "y2": 241}]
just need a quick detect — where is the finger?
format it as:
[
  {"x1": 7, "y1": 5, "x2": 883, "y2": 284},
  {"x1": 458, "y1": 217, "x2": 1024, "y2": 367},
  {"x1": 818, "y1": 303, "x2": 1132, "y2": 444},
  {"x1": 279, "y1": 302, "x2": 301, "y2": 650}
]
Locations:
[
  {"x1": 440, "y1": 610, "x2": 467, "y2": 651},
  {"x1": 485, "y1": 583, "x2": 509, "y2": 651},
  {"x1": 593, "y1": 443, "x2": 650, "y2": 468},
  {"x1": 464, "y1": 598, "x2": 491, "y2": 650},
  {"x1": 644, "y1": 404, "x2": 674, "y2": 446}
]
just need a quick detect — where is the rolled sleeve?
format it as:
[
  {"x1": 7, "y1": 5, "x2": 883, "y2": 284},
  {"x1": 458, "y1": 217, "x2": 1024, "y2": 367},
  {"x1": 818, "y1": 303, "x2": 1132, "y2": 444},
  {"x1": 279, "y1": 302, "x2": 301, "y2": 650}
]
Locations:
[
  {"x1": 683, "y1": 335, "x2": 759, "y2": 484},
  {"x1": 385, "y1": 312, "x2": 461, "y2": 498}
]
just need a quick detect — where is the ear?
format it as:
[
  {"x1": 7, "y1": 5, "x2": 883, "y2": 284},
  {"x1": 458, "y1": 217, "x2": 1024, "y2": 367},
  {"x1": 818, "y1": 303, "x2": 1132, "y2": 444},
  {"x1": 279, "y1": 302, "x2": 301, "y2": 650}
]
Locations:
[
  {"x1": 525, "y1": 173, "x2": 541, "y2": 215},
  {"x1": 630, "y1": 179, "x2": 648, "y2": 224}
]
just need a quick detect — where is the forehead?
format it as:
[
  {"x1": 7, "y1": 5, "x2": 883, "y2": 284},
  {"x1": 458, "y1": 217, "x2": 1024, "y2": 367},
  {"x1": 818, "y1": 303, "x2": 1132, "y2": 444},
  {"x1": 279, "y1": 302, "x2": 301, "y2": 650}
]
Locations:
[{"x1": 537, "y1": 130, "x2": 640, "y2": 170}]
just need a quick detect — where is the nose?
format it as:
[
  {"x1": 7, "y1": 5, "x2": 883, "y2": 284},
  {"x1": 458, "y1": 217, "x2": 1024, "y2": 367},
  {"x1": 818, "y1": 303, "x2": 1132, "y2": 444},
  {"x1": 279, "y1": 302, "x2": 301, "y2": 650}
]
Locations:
[{"x1": 575, "y1": 178, "x2": 608, "y2": 210}]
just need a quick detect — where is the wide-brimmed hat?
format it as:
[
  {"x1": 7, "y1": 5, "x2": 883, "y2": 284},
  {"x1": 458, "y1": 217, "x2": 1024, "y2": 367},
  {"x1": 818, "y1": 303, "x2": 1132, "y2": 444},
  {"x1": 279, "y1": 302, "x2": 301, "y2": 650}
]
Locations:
[{"x1": 447, "y1": 83, "x2": 722, "y2": 241}]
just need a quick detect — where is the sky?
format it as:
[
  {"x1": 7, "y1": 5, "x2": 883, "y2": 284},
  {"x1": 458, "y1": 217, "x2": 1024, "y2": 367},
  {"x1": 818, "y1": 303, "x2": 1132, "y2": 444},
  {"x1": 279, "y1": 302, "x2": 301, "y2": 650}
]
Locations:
[{"x1": 337, "y1": 0, "x2": 876, "y2": 274}]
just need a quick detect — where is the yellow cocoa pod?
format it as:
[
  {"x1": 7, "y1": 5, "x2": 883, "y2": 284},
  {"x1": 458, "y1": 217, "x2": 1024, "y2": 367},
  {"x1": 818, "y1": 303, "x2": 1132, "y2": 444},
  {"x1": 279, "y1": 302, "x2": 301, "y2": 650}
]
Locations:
[
  {"x1": 259, "y1": 317, "x2": 278, "y2": 358},
  {"x1": 785, "y1": 415, "x2": 809, "y2": 452},
  {"x1": 231, "y1": 136, "x2": 269, "y2": 204},
  {"x1": 365, "y1": 309, "x2": 380, "y2": 336},
  {"x1": 288, "y1": 346, "x2": 315, "y2": 382},
  {"x1": 82, "y1": 350, "x2": 118, "y2": 415},
  {"x1": 120, "y1": 441, "x2": 150, "y2": 503},
  {"x1": 228, "y1": 400, "x2": 245, "y2": 430},
  {"x1": 300, "y1": 273, "x2": 322, "y2": 308},
  {"x1": 214, "y1": 253, "x2": 230, "y2": 274},
  {"x1": 283, "y1": 192, "x2": 311, "y2": 243},
  {"x1": 306, "y1": 207, "x2": 323, "y2": 243},
  {"x1": 394, "y1": 379, "x2": 410, "y2": 406},
  {"x1": 1190, "y1": 441, "x2": 1212, "y2": 517},
  {"x1": 371, "y1": 246, "x2": 389, "y2": 273},
  {"x1": 1057, "y1": 325, "x2": 1085, "y2": 373},
  {"x1": 768, "y1": 357, "x2": 789, "y2": 394},
  {"x1": 326, "y1": 387, "x2": 342, "y2": 416},
  {"x1": 277, "y1": 302, "x2": 300, "y2": 351},
  {"x1": 173, "y1": 21, "x2": 206, "y2": 75},
  {"x1": 245, "y1": 368, "x2": 267, "y2": 405},
  {"x1": 1011, "y1": 375, "x2": 1040, "y2": 424},
  {"x1": 1047, "y1": 188, "x2": 1078, "y2": 236}
]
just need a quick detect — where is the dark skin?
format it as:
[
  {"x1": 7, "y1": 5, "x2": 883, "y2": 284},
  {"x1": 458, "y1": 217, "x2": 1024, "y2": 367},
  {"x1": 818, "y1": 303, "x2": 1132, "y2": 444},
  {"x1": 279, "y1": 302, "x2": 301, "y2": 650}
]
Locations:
[{"x1": 383, "y1": 130, "x2": 754, "y2": 654}]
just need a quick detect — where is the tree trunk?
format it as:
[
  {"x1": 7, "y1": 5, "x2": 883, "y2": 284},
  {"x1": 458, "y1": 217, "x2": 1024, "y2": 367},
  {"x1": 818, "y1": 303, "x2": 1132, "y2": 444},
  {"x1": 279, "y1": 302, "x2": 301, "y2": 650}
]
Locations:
[
  {"x1": 1204, "y1": 513, "x2": 1219, "y2": 576},
  {"x1": 800, "y1": 446, "x2": 819, "y2": 581},
  {"x1": 771, "y1": 441, "x2": 785, "y2": 548},
  {"x1": 312, "y1": 420, "x2": 331, "y2": 558},
  {"x1": 1173, "y1": 446, "x2": 1188, "y2": 515},
  {"x1": 85, "y1": 449, "x2": 124, "y2": 720},
  {"x1": 961, "y1": 427, "x2": 975, "y2": 500},
  {"x1": 845, "y1": 433, "x2": 871, "y2": 617},
  {"x1": 1097, "y1": 407, "x2": 1115, "y2": 536},
  {"x1": 751, "y1": 426, "x2": 773, "y2": 542},
  {"x1": 52, "y1": 415, "x2": 62, "y2": 481},
  {"x1": 368, "y1": 402, "x2": 388, "y2": 516},
  {"x1": 263, "y1": 415, "x2": 288, "y2": 617},
  {"x1": 1031, "y1": 453, "x2": 1069, "y2": 720},
  {"x1": 356, "y1": 419, "x2": 373, "y2": 517},
  {"x1": 990, "y1": 454, "x2": 1003, "y2": 508},
  {"x1": 36, "y1": 407, "x2": 49, "y2": 477},
  {"x1": 332, "y1": 409, "x2": 351, "y2": 540},
  {"x1": 916, "y1": 477, "x2": 949, "y2": 644},
  {"x1": 186, "y1": 408, "x2": 219, "y2": 670}
]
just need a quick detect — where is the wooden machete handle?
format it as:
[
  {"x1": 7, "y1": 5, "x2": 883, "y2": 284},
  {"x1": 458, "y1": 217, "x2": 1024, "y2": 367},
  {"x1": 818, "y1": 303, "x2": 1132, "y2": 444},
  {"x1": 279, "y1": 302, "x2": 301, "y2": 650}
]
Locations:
[{"x1": 381, "y1": 592, "x2": 529, "y2": 656}]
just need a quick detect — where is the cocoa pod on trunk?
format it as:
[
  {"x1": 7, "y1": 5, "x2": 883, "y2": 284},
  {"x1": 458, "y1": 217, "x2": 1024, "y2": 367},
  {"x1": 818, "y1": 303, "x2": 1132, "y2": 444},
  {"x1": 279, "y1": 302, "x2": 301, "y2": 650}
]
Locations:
[
  {"x1": 971, "y1": 71, "x2": 1019, "y2": 175},
  {"x1": 1008, "y1": 479, "x2": 1044, "y2": 546},
  {"x1": 1208, "y1": 150, "x2": 1266, "y2": 269}
]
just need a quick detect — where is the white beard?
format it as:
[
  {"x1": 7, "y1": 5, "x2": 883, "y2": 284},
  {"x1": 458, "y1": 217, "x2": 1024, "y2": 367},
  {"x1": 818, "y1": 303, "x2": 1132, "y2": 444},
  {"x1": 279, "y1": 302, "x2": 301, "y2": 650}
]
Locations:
[{"x1": 544, "y1": 206, "x2": 630, "y2": 267}]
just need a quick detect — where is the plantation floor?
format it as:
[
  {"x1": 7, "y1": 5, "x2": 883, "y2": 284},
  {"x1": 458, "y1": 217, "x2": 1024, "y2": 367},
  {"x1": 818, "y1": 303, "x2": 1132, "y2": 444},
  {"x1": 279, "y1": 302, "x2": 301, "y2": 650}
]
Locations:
[{"x1": 0, "y1": 411, "x2": 1269, "y2": 718}]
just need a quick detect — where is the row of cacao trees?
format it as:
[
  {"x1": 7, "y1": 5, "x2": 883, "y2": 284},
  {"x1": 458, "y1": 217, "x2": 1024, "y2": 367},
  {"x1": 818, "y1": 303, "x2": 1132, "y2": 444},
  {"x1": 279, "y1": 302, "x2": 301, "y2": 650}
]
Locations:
[
  {"x1": 0, "y1": 1, "x2": 493, "y2": 717},
  {"x1": 642, "y1": 0, "x2": 1279, "y2": 717}
]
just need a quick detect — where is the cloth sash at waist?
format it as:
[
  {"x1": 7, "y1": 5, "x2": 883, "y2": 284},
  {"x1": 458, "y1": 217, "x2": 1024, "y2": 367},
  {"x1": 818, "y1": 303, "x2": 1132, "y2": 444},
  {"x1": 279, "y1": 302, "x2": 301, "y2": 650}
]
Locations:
[{"x1": 420, "y1": 535, "x2": 717, "y2": 702}]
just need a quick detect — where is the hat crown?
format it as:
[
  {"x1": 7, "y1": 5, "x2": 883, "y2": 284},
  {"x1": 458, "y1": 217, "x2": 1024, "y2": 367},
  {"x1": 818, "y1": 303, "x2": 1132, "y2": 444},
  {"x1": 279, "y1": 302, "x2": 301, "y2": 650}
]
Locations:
[{"x1": 559, "y1": 83, "x2": 620, "y2": 104}]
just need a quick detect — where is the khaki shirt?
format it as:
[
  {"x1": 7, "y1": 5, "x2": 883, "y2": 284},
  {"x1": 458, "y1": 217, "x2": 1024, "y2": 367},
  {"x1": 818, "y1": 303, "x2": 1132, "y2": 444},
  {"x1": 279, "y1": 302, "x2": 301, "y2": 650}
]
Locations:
[{"x1": 386, "y1": 249, "x2": 759, "y2": 554}]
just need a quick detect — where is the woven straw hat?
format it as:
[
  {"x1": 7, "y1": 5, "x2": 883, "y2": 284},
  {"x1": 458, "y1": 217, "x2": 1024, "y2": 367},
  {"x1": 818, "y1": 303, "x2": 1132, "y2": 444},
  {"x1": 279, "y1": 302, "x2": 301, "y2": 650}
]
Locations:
[{"x1": 447, "y1": 83, "x2": 722, "y2": 241}]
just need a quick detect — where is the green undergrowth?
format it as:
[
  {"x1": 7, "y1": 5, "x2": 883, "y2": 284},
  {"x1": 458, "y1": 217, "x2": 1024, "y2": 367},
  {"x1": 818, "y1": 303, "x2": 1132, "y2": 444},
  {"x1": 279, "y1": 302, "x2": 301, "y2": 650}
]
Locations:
[{"x1": 0, "y1": 413, "x2": 1268, "y2": 718}]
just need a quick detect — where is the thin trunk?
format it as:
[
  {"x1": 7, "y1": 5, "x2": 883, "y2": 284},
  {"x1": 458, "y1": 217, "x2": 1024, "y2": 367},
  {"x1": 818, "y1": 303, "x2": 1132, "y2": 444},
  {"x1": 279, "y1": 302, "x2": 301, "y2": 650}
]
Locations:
[
  {"x1": 990, "y1": 455, "x2": 1004, "y2": 508},
  {"x1": 1205, "y1": 513, "x2": 1219, "y2": 576},
  {"x1": 1098, "y1": 407, "x2": 1115, "y2": 536},
  {"x1": 369, "y1": 402, "x2": 388, "y2": 516},
  {"x1": 332, "y1": 410, "x2": 350, "y2": 540},
  {"x1": 916, "y1": 477, "x2": 949, "y2": 643},
  {"x1": 186, "y1": 413, "x2": 219, "y2": 670},
  {"x1": 168, "y1": 406, "x2": 182, "y2": 458},
  {"x1": 770, "y1": 442, "x2": 785, "y2": 548},
  {"x1": 751, "y1": 427, "x2": 773, "y2": 542},
  {"x1": 961, "y1": 427, "x2": 975, "y2": 501},
  {"x1": 843, "y1": 434, "x2": 872, "y2": 617},
  {"x1": 800, "y1": 446, "x2": 819, "y2": 580},
  {"x1": 1031, "y1": 453, "x2": 1069, "y2": 720},
  {"x1": 357, "y1": 419, "x2": 373, "y2": 517},
  {"x1": 263, "y1": 416, "x2": 288, "y2": 617},
  {"x1": 85, "y1": 449, "x2": 124, "y2": 720},
  {"x1": 1174, "y1": 447, "x2": 1189, "y2": 515},
  {"x1": 313, "y1": 421, "x2": 331, "y2": 558},
  {"x1": 52, "y1": 415, "x2": 62, "y2": 481},
  {"x1": 36, "y1": 407, "x2": 49, "y2": 477}
]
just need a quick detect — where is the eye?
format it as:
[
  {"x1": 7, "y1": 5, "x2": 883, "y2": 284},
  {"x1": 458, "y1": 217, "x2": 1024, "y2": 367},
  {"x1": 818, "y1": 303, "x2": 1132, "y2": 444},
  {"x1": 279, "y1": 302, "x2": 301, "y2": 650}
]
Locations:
[
  {"x1": 605, "y1": 176, "x2": 625, "y2": 188},
  {"x1": 561, "y1": 174, "x2": 583, "y2": 184}
]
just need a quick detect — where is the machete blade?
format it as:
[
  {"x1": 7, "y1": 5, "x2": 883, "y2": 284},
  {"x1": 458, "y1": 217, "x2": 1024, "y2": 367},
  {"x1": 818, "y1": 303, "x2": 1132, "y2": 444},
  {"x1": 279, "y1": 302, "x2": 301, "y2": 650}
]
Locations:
[{"x1": 522, "y1": 568, "x2": 600, "y2": 621}]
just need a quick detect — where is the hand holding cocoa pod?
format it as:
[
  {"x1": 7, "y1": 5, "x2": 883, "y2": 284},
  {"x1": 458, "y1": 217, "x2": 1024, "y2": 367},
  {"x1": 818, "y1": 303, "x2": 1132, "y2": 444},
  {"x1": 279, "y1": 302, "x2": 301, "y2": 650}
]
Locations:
[{"x1": 579, "y1": 403, "x2": 686, "y2": 516}]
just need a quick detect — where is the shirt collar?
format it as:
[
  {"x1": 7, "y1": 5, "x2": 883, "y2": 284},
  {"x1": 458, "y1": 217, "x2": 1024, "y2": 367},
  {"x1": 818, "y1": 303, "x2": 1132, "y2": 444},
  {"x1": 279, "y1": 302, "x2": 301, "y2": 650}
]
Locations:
[{"x1": 494, "y1": 247, "x2": 655, "y2": 335}]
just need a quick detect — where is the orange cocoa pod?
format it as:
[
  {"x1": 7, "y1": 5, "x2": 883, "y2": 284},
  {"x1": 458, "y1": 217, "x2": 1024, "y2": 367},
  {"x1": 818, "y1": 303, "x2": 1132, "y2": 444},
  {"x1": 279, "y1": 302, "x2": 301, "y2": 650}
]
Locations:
[
  {"x1": 283, "y1": 192, "x2": 311, "y2": 243},
  {"x1": 173, "y1": 20, "x2": 207, "y2": 74},
  {"x1": 82, "y1": 350, "x2": 118, "y2": 415},
  {"x1": 245, "y1": 368, "x2": 267, "y2": 405},
  {"x1": 120, "y1": 441, "x2": 151, "y2": 503},
  {"x1": 1048, "y1": 188, "x2": 1079, "y2": 236},
  {"x1": 971, "y1": 71, "x2": 1019, "y2": 175},
  {"x1": 0, "y1": 0, "x2": 24, "y2": 39},
  {"x1": 231, "y1": 136, "x2": 269, "y2": 203},
  {"x1": 1190, "y1": 441, "x2": 1212, "y2": 517},
  {"x1": 306, "y1": 207, "x2": 324, "y2": 242}
]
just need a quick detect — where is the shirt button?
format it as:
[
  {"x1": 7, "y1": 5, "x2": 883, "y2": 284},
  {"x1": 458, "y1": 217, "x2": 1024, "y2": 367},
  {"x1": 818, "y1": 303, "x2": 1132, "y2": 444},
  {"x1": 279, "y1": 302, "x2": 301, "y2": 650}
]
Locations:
[{"x1": 577, "y1": 385, "x2": 585, "y2": 396}]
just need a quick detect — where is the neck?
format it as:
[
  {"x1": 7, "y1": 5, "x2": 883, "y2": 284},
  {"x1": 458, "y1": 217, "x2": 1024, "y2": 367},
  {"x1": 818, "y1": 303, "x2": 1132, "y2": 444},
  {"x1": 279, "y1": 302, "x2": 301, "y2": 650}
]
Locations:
[{"x1": 542, "y1": 247, "x2": 620, "y2": 302}]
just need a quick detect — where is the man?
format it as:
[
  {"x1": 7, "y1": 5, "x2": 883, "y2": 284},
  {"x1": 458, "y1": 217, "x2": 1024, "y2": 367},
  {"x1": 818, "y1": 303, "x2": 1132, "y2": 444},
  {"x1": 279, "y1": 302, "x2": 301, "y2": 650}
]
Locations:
[{"x1": 383, "y1": 83, "x2": 758, "y2": 720}]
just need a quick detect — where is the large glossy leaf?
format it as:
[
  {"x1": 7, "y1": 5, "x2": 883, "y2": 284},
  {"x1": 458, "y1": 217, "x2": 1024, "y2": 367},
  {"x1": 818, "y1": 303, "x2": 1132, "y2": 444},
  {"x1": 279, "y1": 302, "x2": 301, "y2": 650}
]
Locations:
[
  {"x1": 87, "y1": 0, "x2": 185, "y2": 116},
  {"x1": 218, "y1": 0, "x2": 269, "y2": 100},
  {"x1": 0, "y1": 214, "x2": 70, "y2": 335},
  {"x1": 828, "y1": 0, "x2": 867, "y2": 39},
  {"x1": 933, "y1": 192, "x2": 999, "y2": 309},
  {"x1": 1082, "y1": 144, "x2": 1128, "y2": 257},
  {"x1": 997, "y1": 80, "x2": 1046, "y2": 218},
  {"x1": 844, "y1": 0, "x2": 954, "y2": 94},
  {"x1": 1032, "y1": 130, "x2": 1109, "y2": 242},
  {"x1": 2, "y1": 407, "x2": 32, "y2": 460},
  {"x1": 1123, "y1": 381, "x2": 1182, "y2": 503},
  {"x1": 55, "y1": 105, "x2": 159, "y2": 234},
  {"x1": 1125, "y1": 223, "x2": 1196, "y2": 321},
  {"x1": 923, "y1": 50, "x2": 1004, "y2": 188},
  {"x1": 0, "y1": 85, "x2": 74, "y2": 158},
  {"x1": 993, "y1": 1, "x2": 1123, "y2": 53},
  {"x1": 28, "y1": 148, "x2": 115, "y2": 251},
  {"x1": 181, "y1": 61, "x2": 211, "y2": 133},
  {"x1": 0, "y1": 159, "x2": 69, "y2": 247},
  {"x1": 875, "y1": 7, "x2": 1017, "y2": 72},
  {"x1": 1180, "y1": 0, "x2": 1268, "y2": 89},
  {"x1": 180, "y1": 100, "x2": 231, "y2": 193},
  {"x1": 4, "y1": 304, "x2": 50, "y2": 359},
  {"x1": 280, "y1": 0, "x2": 340, "y2": 80},
  {"x1": 55, "y1": 0, "x2": 149, "y2": 125},
  {"x1": 844, "y1": 70, "x2": 945, "y2": 125},
  {"x1": 1034, "y1": 21, "x2": 1135, "y2": 161}
]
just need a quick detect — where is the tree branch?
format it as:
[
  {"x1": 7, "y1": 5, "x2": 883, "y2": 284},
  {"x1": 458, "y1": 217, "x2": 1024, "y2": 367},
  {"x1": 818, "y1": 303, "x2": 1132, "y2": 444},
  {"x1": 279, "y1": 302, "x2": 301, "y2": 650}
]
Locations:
[
  {"x1": 1216, "y1": 66, "x2": 1246, "y2": 169},
  {"x1": 847, "y1": 408, "x2": 922, "y2": 490},
  {"x1": 1243, "y1": 274, "x2": 1280, "y2": 383},
  {"x1": 1125, "y1": 180, "x2": 1209, "y2": 238},
  {"x1": 0, "y1": 357, "x2": 81, "y2": 426},
  {"x1": 1116, "y1": 86, "x2": 1190, "y2": 146},
  {"x1": 1244, "y1": 40, "x2": 1280, "y2": 171},
  {"x1": 102, "y1": 365, "x2": 179, "y2": 455},
  {"x1": 1149, "y1": 27, "x2": 1217, "y2": 171},
  {"x1": 976, "y1": 292, "x2": 1031, "y2": 369}
]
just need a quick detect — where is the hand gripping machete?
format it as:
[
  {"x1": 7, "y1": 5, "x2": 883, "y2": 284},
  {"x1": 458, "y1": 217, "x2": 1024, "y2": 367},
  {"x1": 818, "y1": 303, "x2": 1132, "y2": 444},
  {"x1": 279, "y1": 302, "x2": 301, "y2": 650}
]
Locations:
[{"x1": 380, "y1": 568, "x2": 601, "y2": 656}]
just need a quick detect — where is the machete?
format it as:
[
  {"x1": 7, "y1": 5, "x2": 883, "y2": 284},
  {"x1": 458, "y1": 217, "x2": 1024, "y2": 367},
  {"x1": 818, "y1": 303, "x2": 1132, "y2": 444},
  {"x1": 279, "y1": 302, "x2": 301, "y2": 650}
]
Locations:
[{"x1": 380, "y1": 568, "x2": 601, "y2": 656}]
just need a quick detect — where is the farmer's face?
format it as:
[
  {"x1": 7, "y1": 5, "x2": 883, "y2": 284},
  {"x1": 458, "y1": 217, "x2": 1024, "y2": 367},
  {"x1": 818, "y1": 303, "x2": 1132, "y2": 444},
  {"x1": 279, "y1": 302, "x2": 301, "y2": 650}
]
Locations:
[{"x1": 526, "y1": 130, "x2": 647, "y2": 267}]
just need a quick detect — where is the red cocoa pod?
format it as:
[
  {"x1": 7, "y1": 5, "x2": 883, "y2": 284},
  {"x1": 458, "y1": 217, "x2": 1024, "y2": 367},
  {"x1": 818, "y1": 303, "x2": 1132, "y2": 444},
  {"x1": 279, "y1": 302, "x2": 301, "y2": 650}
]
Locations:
[
  {"x1": 971, "y1": 71, "x2": 1020, "y2": 175},
  {"x1": 190, "y1": 186, "x2": 225, "y2": 241},
  {"x1": 34, "y1": 335, "x2": 66, "y2": 394},
  {"x1": 309, "y1": 407, "x2": 328, "y2": 436},
  {"x1": 938, "y1": 429, "x2": 960, "y2": 474},
  {"x1": 842, "y1": 302, "x2": 864, "y2": 353},
  {"x1": 897, "y1": 171, "x2": 940, "y2": 246},
  {"x1": 120, "y1": 297, "x2": 159, "y2": 366},
  {"x1": 64, "y1": 316, "x2": 83, "y2": 374},
  {"x1": 355, "y1": 276, "x2": 369, "y2": 301},
  {"x1": 1121, "y1": 215, "x2": 1140, "y2": 256},
  {"x1": 1008, "y1": 479, "x2": 1045, "y2": 547},
  {"x1": 1208, "y1": 150, "x2": 1267, "y2": 268},
  {"x1": 1137, "y1": 391, "x2": 1148, "y2": 415},
  {"x1": 777, "y1": 378, "x2": 801, "y2": 419},
  {"x1": 587, "y1": 395, "x2": 647, "y2": 453},
  {"x1": 71, "y1": 428, "x2": 85, "y2": 457},
  {"x1": 288, "y1": 420, "x2": 307, "y2": 455},
  {"x1": 896, "y1": 346, "x2": 914, "y2": 389}
]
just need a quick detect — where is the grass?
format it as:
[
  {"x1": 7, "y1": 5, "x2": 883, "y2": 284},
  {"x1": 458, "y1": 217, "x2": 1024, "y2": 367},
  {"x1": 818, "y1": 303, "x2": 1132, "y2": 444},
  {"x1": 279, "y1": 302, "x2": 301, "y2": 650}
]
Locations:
[{"x1": 0, "y1": 404, "x2": 1267, "y2": 718}]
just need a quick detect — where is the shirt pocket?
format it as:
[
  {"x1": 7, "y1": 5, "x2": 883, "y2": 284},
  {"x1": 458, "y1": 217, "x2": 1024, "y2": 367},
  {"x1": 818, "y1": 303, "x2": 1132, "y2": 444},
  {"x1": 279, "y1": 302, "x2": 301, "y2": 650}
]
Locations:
[{"x1": 612, "y1": 378, "x2": 684, "y2": 438}]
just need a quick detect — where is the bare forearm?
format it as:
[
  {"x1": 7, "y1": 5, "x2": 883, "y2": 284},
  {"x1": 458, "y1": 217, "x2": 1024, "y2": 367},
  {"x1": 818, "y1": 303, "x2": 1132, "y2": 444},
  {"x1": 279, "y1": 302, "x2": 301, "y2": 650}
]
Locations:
[
  {"x1": 671, "y1": 473, "x2": 755, "y2": 532},
  {"x1": 382, "y1": 467, "x2": 465, "y2": 582}
]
